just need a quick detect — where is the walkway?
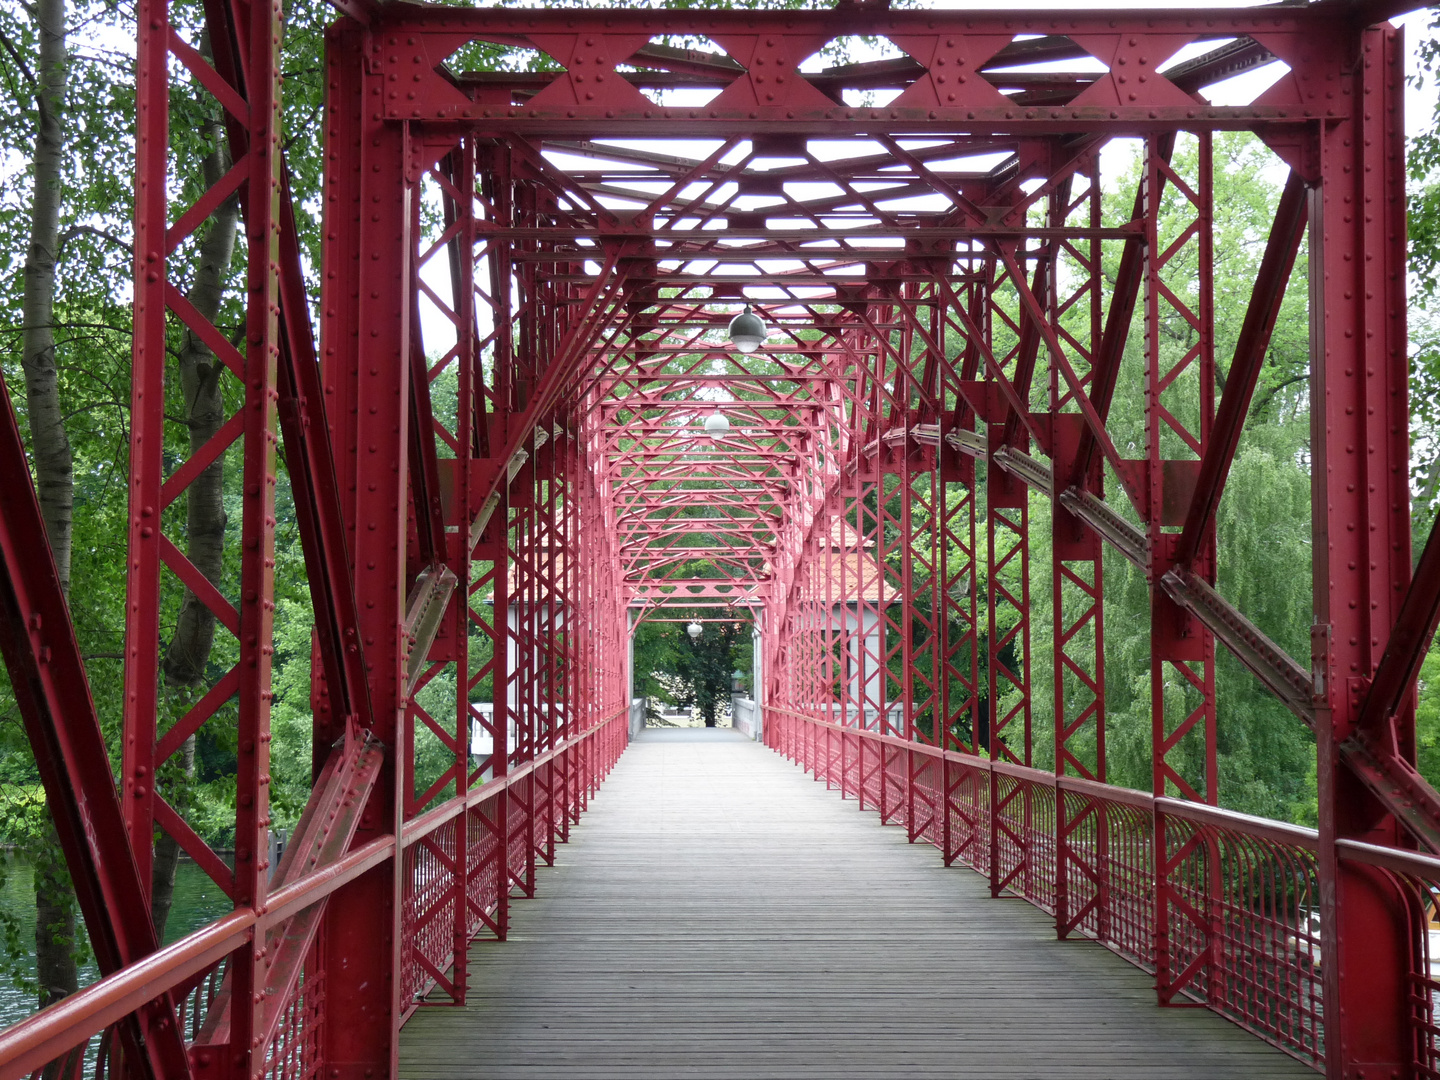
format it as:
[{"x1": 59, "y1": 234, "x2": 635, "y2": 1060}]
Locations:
[{"x1": 399, "y1": 729, "x2": 1315, "y2": 1079}]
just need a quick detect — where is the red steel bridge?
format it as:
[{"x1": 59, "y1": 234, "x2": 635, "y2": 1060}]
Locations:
[{"x1": 0, "y1": 0, "x2": 1438, "y2": 1076}]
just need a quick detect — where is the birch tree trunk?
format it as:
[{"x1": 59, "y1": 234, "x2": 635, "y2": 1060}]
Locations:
[
  {"x1": 24, "y1": 0, "x2": 71, "y2": 581},
  {"x1": 20, "y1": 0, "x2": 80, "y2": 1015}
]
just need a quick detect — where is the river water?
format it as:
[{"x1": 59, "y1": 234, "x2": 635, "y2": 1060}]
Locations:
[{"x1": 0, "y1": 856, "x2": 231, "y2": 1029}]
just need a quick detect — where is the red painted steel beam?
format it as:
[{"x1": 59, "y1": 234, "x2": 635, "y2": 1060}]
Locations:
[
  {"x1": 322, "y1": 0, "x2": 377, "y2": 22},
  {"x1": 1161, "y1": 568, "x2": 1316, "y2": 726},
  {"x1": 0, "y1": 371, "x2": 191, "y2": 1080},
  {"x1": 1000, "y1": 246, "x2": 1129, "y2": 482},
  {"x1": 470, "y1": 250, "x2": 630, "y2": 513},
  {"x1": 1070, "y1": 134, "x2": 1174, "y2": 488},
  {"x1": 1175, "y1": 170, "x2": 1308, "y2": 568},
  {"x1": 191, "y1": 736, "x2": 385, "y2": 1053},
  {"x1": 1311, "y1": 25, "x2": 1412, "y2": 1077},
  {"x1": 1001, "y1": 255, "x2": 1048, "y2": 449},
  {"x1": 316, "y1": 17, "x2": 412, "y2": 1077},
  {"x1": 408, "y1": 291, "x2": 447, "y2": 568},
  {"x1": 1356, "y1": 508, "x2": 1440, "y2": 739},
  {"x1": 0, "y1": 830, "x2": 398, "y2": 1080},
  {"x1": 274, "y1": 176, "x2": 375, "y2": 748},
  {"x1": 1336, "y1": 736, "x2": 1440, "y2": 853}
]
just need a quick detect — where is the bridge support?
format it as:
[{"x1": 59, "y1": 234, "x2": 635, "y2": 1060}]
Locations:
[{"x1": 1312, "y1": 26, "x2": 1412, "y2": 1078}]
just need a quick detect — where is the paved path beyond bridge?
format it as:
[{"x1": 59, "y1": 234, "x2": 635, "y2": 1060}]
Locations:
[{"x1": 399, "y1": 728, "x2": 1314, "y2": 1079}]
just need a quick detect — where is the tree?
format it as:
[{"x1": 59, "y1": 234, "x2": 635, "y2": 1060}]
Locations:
[
  {"x1": 0, "y1": 0, "x2": 333, "y2": 999},
  {"x1": 16, "y1": 0, "x2": 84, "y2": 1015},
  {"x1": 674, "y1": 620, "x2": 749, "y2": 726}
]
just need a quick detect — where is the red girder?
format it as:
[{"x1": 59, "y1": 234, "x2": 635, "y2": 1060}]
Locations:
[{"x1": 0, "y1": 372, "x2": 191, "y2": 1079}]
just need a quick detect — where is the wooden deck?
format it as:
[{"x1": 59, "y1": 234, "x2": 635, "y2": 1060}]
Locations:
[{"x1": 400, "y1": 728, "x2": 1316, "y2": 1079}]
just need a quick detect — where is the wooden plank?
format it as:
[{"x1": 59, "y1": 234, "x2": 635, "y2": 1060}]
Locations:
[{"x1": 399, "y1": 729, "x2": 1316, "y2": 1079}]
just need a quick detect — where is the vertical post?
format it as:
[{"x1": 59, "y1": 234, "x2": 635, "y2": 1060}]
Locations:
[
  {"x1": 1313, "y1": 26, "x2": 1412, "y2": 1078},
  {"x1": 937, "y1": 266, "x2": 982, "y2": 868},
  {"x1": 1051, "y1": 164, "x2": 1108, "y2": 941},
  {"x1": 1143, "y1": 131, "x2": 1218, "y2": 1007},
  {"x1": 317, "y1": 25, "x2": 410, "y2": 1076},
  {"x1": 450, "y1": 138, "x2": 476, "y2": 1005},
  {"x1": 986, "y1": 390, "x2": 1032, "y2": 894},
  {"x1": 122, "y1": 0, "x2": 169, "y2": 887},
  {"x1": 492, "y1": 492, "x2": 512, "y2": 940},
  {"x1": 228, "y1": 0, "x2": 285, "y2": 1068},
  {"x1": 938, "y1": 464, "x2": 979, "y2": 866}
]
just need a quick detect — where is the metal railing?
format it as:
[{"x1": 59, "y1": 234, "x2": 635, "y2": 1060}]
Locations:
[
  {"x1": 765, "y1": 706, "x2": 1327, "y2": 1071},
  {"x1": 0, "y1": 711, "x2": 630, "y2": 1080}
]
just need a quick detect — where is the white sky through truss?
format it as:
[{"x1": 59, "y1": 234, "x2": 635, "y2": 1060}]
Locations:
[{"x1": 404, "y1": 7, "x2": 1436, "y2": 355}]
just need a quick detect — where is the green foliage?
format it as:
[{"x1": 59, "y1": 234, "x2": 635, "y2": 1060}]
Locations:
[
  {"x1": 633, "y1": 614, "x2": 751, "y2": 725},
  {"x1": 1412, "y1": 14, "x2": 1440, "y2": 301},
  {"x1": 672, "y1": 621, "x2": 747, "y2": 725},
  {"x1": 0, "y1": 791, "x2": 91, "y2": 995},
  {"x1": 0, "y1": 853, "x2": 30, "y2": 997},
  {"x1": 1401, "y1": 10, "x2": 1440, "y2": 791},
  {"x1": 632, "y1": 620, "x2": 682, "y2": 702}
]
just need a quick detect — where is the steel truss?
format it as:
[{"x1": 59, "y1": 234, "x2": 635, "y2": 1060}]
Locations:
[{"x1": 0, "y1": 4, "x2": 1437, "y2": 1080}]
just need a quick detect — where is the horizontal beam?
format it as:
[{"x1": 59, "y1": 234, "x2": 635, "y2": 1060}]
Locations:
[
  {"x1": 1336, "y1": 735, "x2": 1440, "y2": 854},
  {"x1": 1160, "y1": 568, "x2": 1315, "y2": 726},
  {"x1": 967, "y1": 443, "x2": 1323, "y2": 740},
  {"x1": 476, "y1": 226, "x2": 1141, "y2": 243}
]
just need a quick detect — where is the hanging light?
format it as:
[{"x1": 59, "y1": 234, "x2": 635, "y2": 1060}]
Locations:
[
  {"x1": 727, "y1": 304, "x2": 767, "y2": 354},
  {"x1": 703, "y1": 411, "x2": 730, "y2": 438},
  {"x1": 687, "y1": 621, "x2": 704, "y2": 640}
]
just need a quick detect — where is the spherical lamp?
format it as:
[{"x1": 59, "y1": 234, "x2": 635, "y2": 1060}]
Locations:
[
  {"x1": 686, "y1": 621, "x2": 703, "y2": 640},
  {"x1": 703, "y1": 411, "x2": 730, "y2": 439},
  {"x1": 727, "y1": 304, "x2": 767, "y2": 354}
]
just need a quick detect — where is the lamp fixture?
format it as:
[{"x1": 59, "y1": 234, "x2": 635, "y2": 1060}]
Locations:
[
  {"x1": 686, "y1": 621, "x2": 703, "y2": 640},
  {"x1": 727, "y1": 304, "x2": 767, "y2": 354}
]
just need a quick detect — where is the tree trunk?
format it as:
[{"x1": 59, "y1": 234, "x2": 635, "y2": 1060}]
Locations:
[
  {"x1": 33, "y1": 824, "x2": 77, "y2": 1010},
  {"x1": 24, "y1": 0, "x2": 71, "y2": 585},
  {"x1": 21, "y1": 0, "x2": 81, "y2": 1018},
  {"x1": 151, "y1": 82, "x2": 239, "y2": 940}
]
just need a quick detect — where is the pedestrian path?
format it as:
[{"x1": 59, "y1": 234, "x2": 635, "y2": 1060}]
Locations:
[{"x1": 398, "y1": 727, "x2": 1314, "y2": 1079}]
